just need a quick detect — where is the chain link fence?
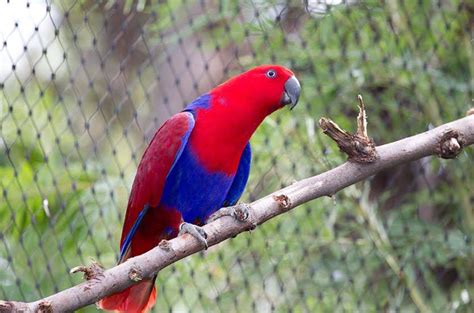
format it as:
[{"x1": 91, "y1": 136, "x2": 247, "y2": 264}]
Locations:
[{"x1": 1, "y1": 0, "x2": 473, "y2": 312}]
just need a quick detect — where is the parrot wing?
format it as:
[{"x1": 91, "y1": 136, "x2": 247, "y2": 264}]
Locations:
[
  {"x1": 119, "y1": 111, "x2": 195, "y2": 260},
  {"x1": 99, "y1": 111, "x2": 195, "y2": 313}
]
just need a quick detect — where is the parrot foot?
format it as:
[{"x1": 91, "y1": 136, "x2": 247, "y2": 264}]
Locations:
[
  {"x1": 179, "y1": 222, "x2": 208, "y2": 249},
  {"x1": 206, "y1": 203, "x2": 251, "y2": 224}
]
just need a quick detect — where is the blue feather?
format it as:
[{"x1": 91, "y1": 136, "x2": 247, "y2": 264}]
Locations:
[
  {"x1": 184, "y1": 94, "x2": 211, "y2": 113},
  {"x1": 160, "y1": 146, "x2": 234, "y2": 223},
  {"x1": 223, "y1": 142, "x2": 251, "y2": 206}
]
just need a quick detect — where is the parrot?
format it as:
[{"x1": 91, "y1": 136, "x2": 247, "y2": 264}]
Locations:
[{"x1": 98, "y1": 65, "x2": 300, "y2": 312}]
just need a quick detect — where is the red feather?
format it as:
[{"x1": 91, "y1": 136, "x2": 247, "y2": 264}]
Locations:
[
  {"x1": 121, "y1": 112, "x2": 194, "y2": 246},
  {"x1": 98, "y1": 112, "x2": 193, "y2": 313}
]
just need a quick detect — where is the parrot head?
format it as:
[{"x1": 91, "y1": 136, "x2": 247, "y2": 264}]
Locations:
[
  {"x1": 188, "y1": 64, "x2": 301, "y2": 173},
  {"x1": 215, "y1": 64, "x2": 301, "y2": 113},
  {"x1": 240, "y1": 64, "x2": 300, "y2": 110}
]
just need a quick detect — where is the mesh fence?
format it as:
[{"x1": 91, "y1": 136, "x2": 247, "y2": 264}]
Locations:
[{"x1": 1, "y1": 0, "x2": 473, "y2": 312}]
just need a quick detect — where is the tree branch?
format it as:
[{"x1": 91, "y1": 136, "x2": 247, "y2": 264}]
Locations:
[
  {"x1": 1, "y1": 114, "x2": 473, "y2": 313},
  {"x1": 319, "y1": 95, "x2": 378, "y2": 163}
]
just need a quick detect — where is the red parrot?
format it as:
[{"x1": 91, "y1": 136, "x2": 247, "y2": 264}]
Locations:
[{"x1": 98, "y1": 65, "x2": 300, "y2": 312}]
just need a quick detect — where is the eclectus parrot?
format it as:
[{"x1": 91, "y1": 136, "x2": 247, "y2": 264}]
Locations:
[{"x1": 98, "y1": 65, "x2": 300, "y2": 312}]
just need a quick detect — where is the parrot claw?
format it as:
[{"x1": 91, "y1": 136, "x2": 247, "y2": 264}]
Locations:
[
  {"x1": 179, "y1": 222, "x2": 208, "y2": 249},
  {"x1": 206, "y1": 203, "x2": 251, "y2": 224}
]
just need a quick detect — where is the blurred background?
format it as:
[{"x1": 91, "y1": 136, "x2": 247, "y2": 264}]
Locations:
[{"x1": 0, "y1": 0, "x2": 473, "y2": 312}]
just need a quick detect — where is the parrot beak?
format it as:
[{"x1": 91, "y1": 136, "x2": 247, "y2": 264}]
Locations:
[{"x1": 281, "y1": 75, "x2": 301, "y2": 109}]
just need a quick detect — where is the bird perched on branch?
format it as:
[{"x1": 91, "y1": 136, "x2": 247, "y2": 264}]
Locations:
[{"x1": 98, "y1": 65, "x2": 300, "y2": 313}]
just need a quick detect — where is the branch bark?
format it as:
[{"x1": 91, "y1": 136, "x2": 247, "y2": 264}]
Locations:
[
  {"x1": 1, "y1": 115, "x2": 473, "y2": 313},
  {"x1": 319, "y1": 95, "x2": 378, "y2": 163}
]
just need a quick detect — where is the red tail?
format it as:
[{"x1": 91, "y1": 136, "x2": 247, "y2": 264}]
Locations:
[
  {"x1": 100, "y1": 197, "x2": 182, "y2": 311},
  {"x1": 98, "y1": 278, "x2": 157, "y2": 313}
]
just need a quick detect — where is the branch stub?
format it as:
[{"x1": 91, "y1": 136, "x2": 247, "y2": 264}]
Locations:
[
  {"x1": 37, "y1": 301, "x2": 52, "y2": 313},
  {"x1": 128, "y1": 267, "x2": 143, "y2": 282},
  {"x1": 273, "y1": 194, "x2": 291, "y2": 210},
  {"x1": 70, "y1": 262, "x2": 104, "y2": 281},
  {"x1": 435, "y1": 129, "x2": 466, "y2": 159},
  {"x1": 319, "y1": 95, "x2": 379, "y2": 163}
]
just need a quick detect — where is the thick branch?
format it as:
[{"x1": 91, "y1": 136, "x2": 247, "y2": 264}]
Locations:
[{"x1": 1, "y1": 115, "x2": 473, "y2": 313}]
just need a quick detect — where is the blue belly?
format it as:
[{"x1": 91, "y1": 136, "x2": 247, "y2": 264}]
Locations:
[{"x1": 160, "y1": 146, "x2": 234, "y2": 223}]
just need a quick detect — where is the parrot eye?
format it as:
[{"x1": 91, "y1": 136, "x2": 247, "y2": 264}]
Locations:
[{"x1": 265, "y1": 69, "x2": 276, "y2": 79}]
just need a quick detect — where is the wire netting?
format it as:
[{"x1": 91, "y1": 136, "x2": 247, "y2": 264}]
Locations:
[{"x1": 1, "y1": 0, "x2": 473, "y2": 312}]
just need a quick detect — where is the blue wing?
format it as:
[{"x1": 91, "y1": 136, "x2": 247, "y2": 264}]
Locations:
[{"x1": 223, "y1": 142, "x2": 252, "y2": 206}]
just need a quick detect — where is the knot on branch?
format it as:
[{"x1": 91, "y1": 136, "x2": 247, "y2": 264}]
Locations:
[
  {"x1": 128, "y1": 267, "x2": 143, "y2": 282},
  {"x1": 0, "y1": 301, "x2": 14, "y2": 313},
  {"x1": 158, "y1": 239, "x2": 173, "y2": 252},
  {"x1": 273, "y1": 194, "x2": 291, "y2": 210},
  {"x1": 37, "y1": 301, "x2": 52, "y2": 313},
  {"x1": 435, "y1": 129, "x2": 466, "y2": 159},
  {"x1": 70, "y1": 261, "x2": 104, "y2": 281}
]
